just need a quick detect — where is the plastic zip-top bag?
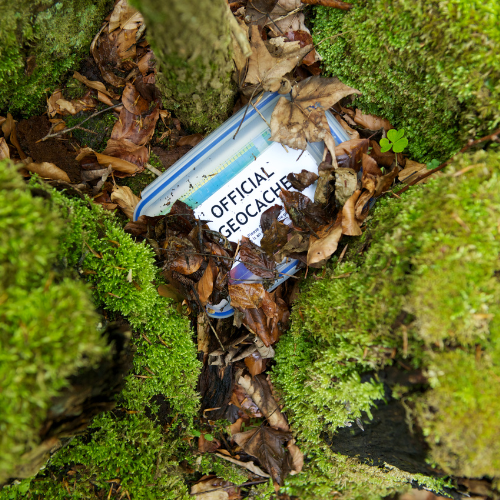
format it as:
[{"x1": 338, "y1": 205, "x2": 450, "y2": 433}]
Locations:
[{"x1": 134, "y1": 92, "x2": 350, "y2": 317}]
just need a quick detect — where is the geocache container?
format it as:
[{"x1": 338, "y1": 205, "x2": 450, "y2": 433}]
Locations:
[{"x1": 134, "y1": 91, "x2": 350, "y2": 318}]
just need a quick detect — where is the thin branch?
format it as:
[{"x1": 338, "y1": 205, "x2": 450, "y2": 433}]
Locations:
[
  {"x1": 38, "y1": 103, "x2": 121, "y2": 142},
  {"x1": 395, "y1": 127, "x2": 500, "y2": 196}
]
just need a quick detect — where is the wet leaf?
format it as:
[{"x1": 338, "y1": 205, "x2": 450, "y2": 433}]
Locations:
[
  {"x1": 286, "y1": 169, "x2": 318, "y2": 191},
  {"x1": 228, "y1": 283, "x2": 265, "y2": 309},
  {"x1": 342, "y1": 190, "x2": 362, "y2": 236},
  {"x1": 196, "y1": 258, "x2": 218, "y2": 306},
  {"x1": 56, "y1": 98, "x2": 77, "y2": 115},
  {"x1": 335, "y1": 138, "x2": 369, "y2": 172},
  {"x1": 245, "y1": 25, "x2": 311, "y2": 92},
  {"x1": 231, "y1": 383, "x2": 263, "y2": 418},
  {"x1": 157, "y1": 283, "x2": 184, "y2": 303},
  {"x1": 111, "y1": 105, "x2": 160, "y2": 146},
  {"x1": 244, "y1": 351, "x2": 266, "y2": 376},
  {"x1": 307, "y1": 220, "x2": 343, "y2": 266},
  {"x1": 270, "y1": 76, "x2": 360, "y2": 158},
  {"x1": 233, "y1": 426, "x2": 292, "y2": 489},
  {"x1": 110, "y1": 185, "x2": 140, "y2": 219},
  {"x1": 279, "y1": 190, "x2": 328, "y2": 231},
  {"x1": 239, "y1": 236, "x2": 276, "y2": 279},
  {"x1": 286, "y1": 30, "x2": 317, "y2": 65},
  {"x1": 275, "y1": 231, "x2": 309, "y2": 261},
  {"x1": 24, "y1": 162, "x2": 70, "y2": 182},
  {"x1": 334, "y1": 167, "x2": 357, "y2": 207},
  {"x1": 164, "y1": 237, "x2": 204, "y2": 275},
  {"x1": 260, "y1": 204, "x2": 283, "y2": 233},
  {"x1": 353, "y1": 109, "x2": 392, "y2": 132},
  {"x1": 238, "y1": 307, "x2": 273, "y2": 346},
  {"x1": 260, "y1": 219, "x2": 289, "y2": 258},
  {"x1": 122, "y1": 82, "x2": 150, "y2": 115}
]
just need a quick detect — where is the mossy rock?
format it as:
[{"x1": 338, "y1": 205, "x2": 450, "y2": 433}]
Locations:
[
  {"x1": 0, "y1": 0, "x2": 113, "y2": 117},
  {"x1": 312, "y1": 0, "x2": 500, "y2": 162},
  {"x1": 273, "y1": 149, "x2": 500, "y2": 496}
]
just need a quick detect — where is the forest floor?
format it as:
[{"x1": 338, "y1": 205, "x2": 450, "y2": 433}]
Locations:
[{"x1": 2, "y1": 0, "x2": 494, "y2": 498}]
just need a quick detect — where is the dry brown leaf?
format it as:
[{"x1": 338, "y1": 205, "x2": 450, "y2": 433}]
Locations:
[
  {"x1": 238, "y1": 374, "x2": 289, "y2": 431},
  {"x1": 24, "y1": 162, "x2": 70, "y2": 182},
  {"x1": 369, "y1": 139, "x2": 404, "y2": 168},
  {"x1": 2, "y1": 113, "x2": 26, "y2": 160},
  {"x1": 177, "y1": 134, "x2": 204, "y2": 147},
  {"x1": 198, "y1": 433, "x2": 221, "y2": 453},
  {"x1": 398, "y1": 159, "x2": 428, "y2": 185},
  {"x1": 287, "y1": 169, "x2": 318, "y2": 192},
  {"x1": 190, "y1": 476, "x2": 232, "y2": 500},
  {"x1": 353, "y1": 109, "x2": 392, "y2": 131},
  {"x1": 164, "y1": 237, "x2": 204, "y2": 275},
  {"x1": 73, "y1": 72, "x2": 116, "y2": 98},
  {"x1": 196, "y1": 258, "x2": 218, "y2": 306},
  {"x1": 362, "y1": 153, "x2": 382, "y2": 177},
  {"x1": 111, "y1": 105, "x2": 159, "y2": 147},
  {"x1": 110, "y1": 185, "x2": 140, "y2": 219},
  {"x1": 335, "y1": 138, "x2": 369, "y2": 172},
  {"x1": 307, "y1": 222, "x2": 343, "y2": 266},
  {"x1": 228, "y1": 283, "x2": 265, "y2": 309},
  {"x1": 334, "y1": 167, "x2": 358, "y2": 206},
  {"x1": 342, "y1": 190, "x2": 362, "y2": 236},
  {"x1": 137, "y1": 51, "x2": 155, "y2": 75},
  {"x1": 122, "y1": 82, "x2": 150, "y2": 115},
  {"x1": 275, "y1": 231, "x2": 309, "y2": 262},
  {"x1": 215, "y1": 453, "x2": 270, "y2": 478},
  {"x1": 270, "y1": 76, "x2": 360, "y2": 158},
  {"x1": 95, "y1": 151, "x2": 139, "y2": 175},
  {"x1": 98, "y1": 91, "x2": 114, "y2": 106},
  {"x1": 374, "y1": 166, "x2": 400, "y2": 197},
  {"x1": 157, "y1": 283, "x2": 184, "y2": 303},
  {"x1": 231, "y1": 383, "x2": 263, "y2": 418},
  {"x1": 0, "y1": 137, "x2": 10, "y2": 160},
  {"x1": 55, "y1": 98, "x2": 77, "y2": 115},
  {"x1": 287, "y1": 439, "x2": 304, "y2": 474},
  {"x1": 109, "y1": 0, "x2": 143, "y2": 32},
  {"x1": 245, "y1": 25, "x2": 311, "y2": 92},
  {"x1": 232, "y1": 426, "x2": 292, "y2": 489},
  {"x1": 335, "y1": 114, "x2": 360, "y2": 140},
  {"x1": 101, "y1": 138, "x2": 148, "y2": 168},
  {"x1": 239, "y1": 236, "x2": 276, "y2": 279}
]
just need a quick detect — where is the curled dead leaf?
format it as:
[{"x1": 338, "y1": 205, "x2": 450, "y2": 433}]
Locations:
[
  {"x1": 335, "y1": 138, "x2": 369, "y2": 172},
  {"x1": 353, "y1": 109, "x2": 392, "y2": 132},
  {"x1": 342, "y1": 190, "x2": 362, "y2": 236},
  {"x1": 163, "y1": 237, "x2": 204, "y2": 275},
  {"x1": 196, "y1": 258, "x2": 218, "y2": 306},
  {"x1": 239, "y1": 236, "x2": 276, "y2": 279},
  {"x1": 24, "y1": 162, "x2": 70, "y2": 182},
  {"x1": 0, "y1": 137, "x2": 10, "y2": 160},
  {"x1": 287, "y1": 169, "x2": 318, "y2": 192},
  {"x1": 73, "y1": 72, "x2": 117, "y2": 99},
  {"x1": 110, "y1": 185, "x2": 141, "y2": 219},
  {"x1": 122, "y1": 82, "x2": 150, "y2": 115},
  {"x1": 228, "y1": 283, "x2": 265, "y2": 309},
  {"x1": 307, "y1": 220, "x2": 343, "y2": 267}
]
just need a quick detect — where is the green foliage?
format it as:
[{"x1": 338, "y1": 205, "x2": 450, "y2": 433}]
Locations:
[
  {"x1": 0, "y1": 161, "x2": 107, "y2": 482},
  {"x1": 273, "y1": 149, "x2": 500, "y2": 489},
  {"x1": 380, "y1": 129, "x2": 408, "y2": 154},
  {"x1": 64, "y1": 110, "x2": 118, "y2": 152},
  {"x1": 312, "y1": 0, "x2": 500, "y2": 162},
  {"x1": 0, "y1": 0, "x2": 113, "y2": 117}
]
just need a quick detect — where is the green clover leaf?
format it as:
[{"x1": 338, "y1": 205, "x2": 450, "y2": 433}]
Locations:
[
  {"x1": 426, "y1": 159, "x2": 440, "y2": 170},
  {"x1": 380, "y1": 129, "x2": 408, "y2": 154},
  {"x1": 204, "y1": 433, "x2": 214, "y2": 441}
]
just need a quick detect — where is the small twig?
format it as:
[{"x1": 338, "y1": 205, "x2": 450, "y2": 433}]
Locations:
[
  {"x1": 37, "y1": 103, "x2": 121, "y2": 142},
  {"x1": 395, "y1": 127, "x2": 500, "y2": 196},
  {"x1": 300, "y1": 0, "x2": 353, "y2": 10},
  {"x1": 233, "y1": 86, "x2": 261, "y2": 140},
  {"x1": 250, "y1": 99, "x2": 271, "y2": 129},
  {"x1": 266, "y1": 6, "x2": 303, "y2": 25}
]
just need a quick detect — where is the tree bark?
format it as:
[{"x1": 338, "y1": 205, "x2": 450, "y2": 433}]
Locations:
[{"x1": 131, "y1": 0, "x2": 235, "y2": 132}]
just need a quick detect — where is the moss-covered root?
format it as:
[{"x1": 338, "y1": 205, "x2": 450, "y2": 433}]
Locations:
[
  {"x1": 0, "y1": 0, "x2": 113, "y2": 117},
  {"x1": 272, "y1": 149, "x2": 500, "y2": 491},
  {"x1": 130, "y1": 0, "x2": 234, "y2": 132}
]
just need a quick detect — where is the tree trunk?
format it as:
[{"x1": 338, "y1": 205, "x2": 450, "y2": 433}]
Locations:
[{"x1": 131, "y1": 0, "x2": 235, "y2": 132}]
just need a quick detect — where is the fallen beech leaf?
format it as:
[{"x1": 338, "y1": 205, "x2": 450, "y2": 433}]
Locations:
[
  {"x1": 215, "y1": 453, "x2": 270, "y2": 478},
  {"x1": 0, "y1": 137, "x2": 9, "y2": 160},
  {"x1": 101, "y1": 138, "x2": 148, "y2": 168},
  {"x1": 270, "y1": 76, "x2": 360, "y2": 159},
  {"x1": 362, "y1": 153, "x2": 382, "y2": 177},
  {"x1": 196, "y1": 258, "x2": 218, "y2": 306},
  {"x1": 335, "y1": 114, "x2": 360, "y2": 140},
  {"x1": 164, "y1": 237, "x2": 204, "y2": 275},
  {"x1": 245, "y1": 25, "x2": 311, "y2": 92},
  {"x1": 287, "y1": 169, "x2": 318, "y2": 191},
  {"x1": 261, "y1": 219, "x2": 289, "y2": 258},
  {"x1": 228, "y1": 283, "x2": 265, "y2": 309},
  {"x1": 95, "y1": 151, "x2": 139, "y2": 175},
  {"x1": 111, "y1": 105, "x2": 160, "y2": 147},
  {"x1": 110, "y1": 185, "x2": 141, "y2": 219},
  {"x1": 157, "y1": 283, "x2": 184, "y2": 303},
  {"x1": 239, "y1": 236, "x2": 276, "y2": 279},
  {"x1": 238, "y1": 307, "x2": 273, "y2": 347},
  {"x1": 353, "y1": 109, "x2": 392, "y2": 132},
  {"x1": 233, "y1": 426, "x2": 292, "y2": 488},
  {"x1": 342, "y1": 190, "x2": 362, "y2": 236},
  {"x1": 137, "y1": 51, "x2": 155, "y2": 75},
  {"x1": 334, "y1": 167, "x2": 358, "y2": 207},
  {"x1": 275, "y1": 231, "x2": 309, "y2": 261},
  {"x1": 287, "y1": 440, "x2": 304, "y2": 474},
  {"x1": 190, "y1": 476, "x2": 233, "y2": 500},
  {"x1": 73, "y1": 72, "x2": 116, "y2": 99},
  {"x1": 238, "y1": 374, "x2": 289, "y2": 430},
  {"x1": 177, "y1": 134, "x2": 204, "y2": 147},
  {"x1": 56, "y1": 98, "x2": 77, "y2": 115},
  {"x1": 91, "y1": 28, "x2": 127, "y2": 87},
  {"x1": 244, "y1": 351, "x2": 266, "y2": 377},
  {"x1": 122, "y1": 82, "x2": 150, "y2": 115},
  {"x1": 25, "y1": 162, "x2": 70, "y2": 182},
  {"x1": 279, "y1": 190, "x2": 329, "y2": 231},
  {"x1": 260, "y1": 204, "x2": 283, "y2": 233},
  {"x1": 285, "y1": 30, "x2": 317, "y2": 65},
  {"x1": 231, "y1": 383, "x2": 263, "y2": 418},
  {"x1": 398, "y1": 159, "x2": 428, "y2": 184},
  {"x1": 246, "y1": 0, "x2": 279, "y2": 24},
  {"x1": 109, "y1": 0, "x2": 143, "y2": 32},
  {"x1": 335, "y1": 138, "x2": 369, "y2": 172},
  {"x1": 307, "y1": 221, "x2": 343, "y2": 266}
]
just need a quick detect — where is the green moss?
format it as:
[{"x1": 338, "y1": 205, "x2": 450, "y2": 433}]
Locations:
[
  {"x1": 272, "y1": 149, "x2": 500, "y2": 489},
  {"x1": 0, "y1": 0, "x2": 113, "y2": 117},
  {"x1": 312, "y1": 0, "x2": 500, "y2": 162},
  {"x1": 65, "y1": 109, "x2": 118, "y2": 152},
  {"x1": 0, "y1": 161, "x2": 107, "y2": 482}
]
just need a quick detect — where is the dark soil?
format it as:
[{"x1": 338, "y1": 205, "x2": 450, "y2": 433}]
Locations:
[
  {"x1": 17, "y1": 115, "x2": 82, "y2": 183},
  {"x1": 152, "y1": 145, "x2": 193, "y2": 169}
]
